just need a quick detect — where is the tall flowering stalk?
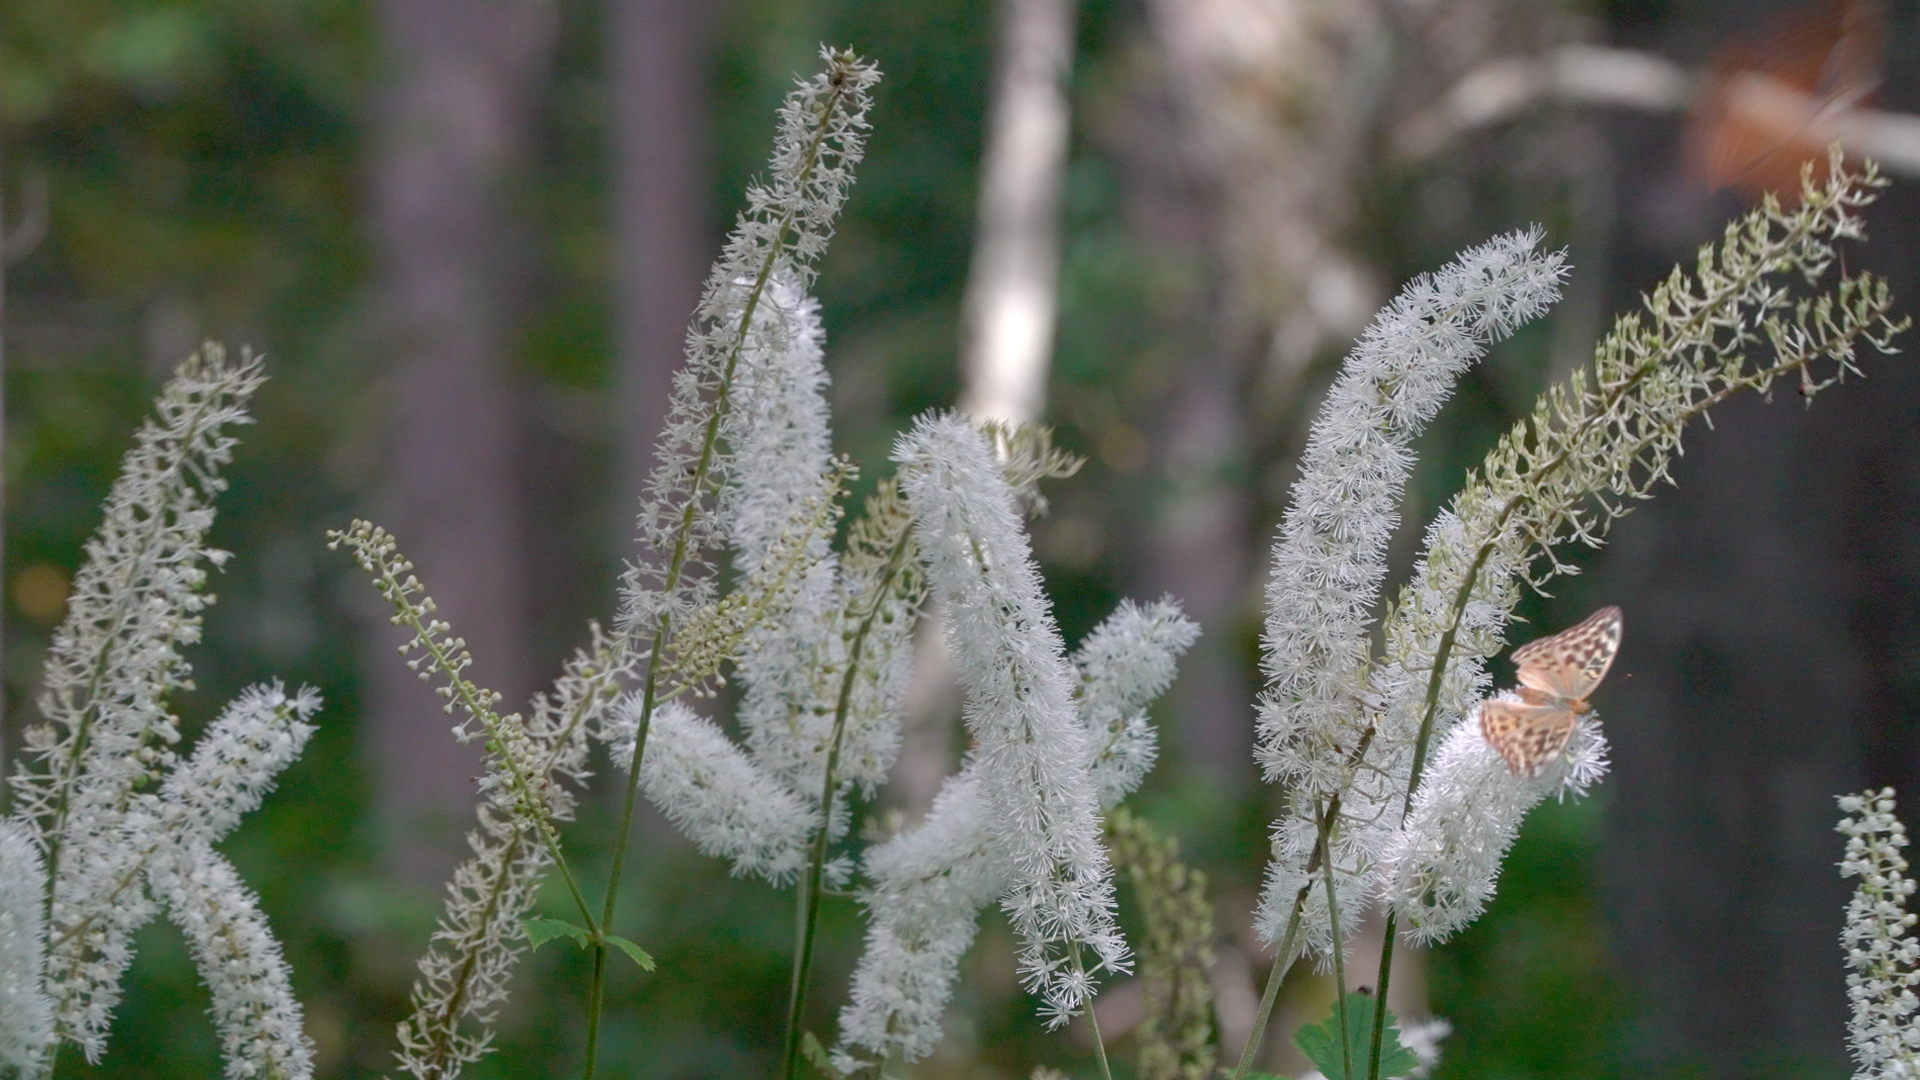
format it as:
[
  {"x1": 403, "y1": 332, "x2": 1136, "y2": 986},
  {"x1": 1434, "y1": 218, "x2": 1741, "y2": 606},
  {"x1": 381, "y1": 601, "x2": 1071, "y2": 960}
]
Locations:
[
  {"x1": 603, "y1": 54, "x2": 879, "y2": 1045},
  {"x1": 5, "y1": 346, "x2": 320, "y2": 1079},
  {"x1": 336, "y1": 48, "x2": 883, "y2": 1080},
  {"x1": 1347, "y1": 154, "x2": 1901, "y2": 1079},
  {"x1": 895, "y1": 415, "x2": 1127, "y2": 1027},
  {"x1": 11, "y1": 347, "x2": 264, "y2": 1056},
  {"x1": 599, "y1": 50, "x2": 907, "y2": 1080},
  {"x1": 615, "y1": 46, "x2": 878, "y2": 652},
  {"x1": 1233, "y1": 152, "x2": 1905, "y2": 1080},
  {"x1": 1253, "y1": 229, "x2": 1568, "y2": 965},
  {"x1": 331, "y1": 523, "x2": 624, "y2": 1079}
]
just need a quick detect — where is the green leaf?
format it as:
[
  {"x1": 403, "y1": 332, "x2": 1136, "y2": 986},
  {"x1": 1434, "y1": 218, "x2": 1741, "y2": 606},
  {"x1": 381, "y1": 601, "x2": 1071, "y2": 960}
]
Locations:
[
  {"x1": 604, "y1": 933, "x2": 656, "y2": 971},
  {"x1": 1292, "y1": 992, "x2": 1421, "y2": 1080},
  {"x1": 524, "y1": 916, "x2": 590, "y2": 950},
  {"x1": 800, "y1": 1032, "x2": 846, "y2": 1079}
]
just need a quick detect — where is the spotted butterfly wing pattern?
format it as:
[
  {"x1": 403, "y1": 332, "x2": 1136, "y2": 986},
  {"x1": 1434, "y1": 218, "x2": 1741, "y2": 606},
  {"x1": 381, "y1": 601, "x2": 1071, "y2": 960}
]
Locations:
[
  {"x1": 1479, "y1": 699, "x2": 1580, "y2": 779},
  {"x1": 1509, "y1": 605, "x2": 1622, "y2": 703},
  {"x1": 1481, "y1": 606, "x2": 1623, "y2": 778}
]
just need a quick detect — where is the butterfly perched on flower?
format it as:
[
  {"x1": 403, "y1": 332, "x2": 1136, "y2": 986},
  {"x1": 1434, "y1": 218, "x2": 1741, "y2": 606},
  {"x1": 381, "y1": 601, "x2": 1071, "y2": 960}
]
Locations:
[{"x1": 1480, "y1": 606, "x2": 1622, "y2": 778}]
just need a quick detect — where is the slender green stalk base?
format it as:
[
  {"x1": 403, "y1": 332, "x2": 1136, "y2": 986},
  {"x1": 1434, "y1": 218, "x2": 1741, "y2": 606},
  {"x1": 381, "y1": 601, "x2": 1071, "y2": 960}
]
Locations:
[
  {"x1": 1229, "y1": 894, "x2": 1302, "y2": 1080},
  {"x1": 582, "y1": 70, "x2": 855, "y2": 1080},
  {"x1": 1071, "y1": 947, "x2": 1116, "y2": 1080},
  {"x1": 1086, "y1": 996, "x2": 1115, "y2": 1080},
  {"x1": 780, "y1": 859, "x2": 827, "y2": 1080},
  {"x1": 584, "y1": 944, "x2": 607, "y2": 1080},
  {"x1": 1320, "y1": 820, "x2": 1350, "y2": 1079},
  {"x1": 581, "y1": 632, "x2": 667, "y2": 1079},
  {"x1": 779, "y1": 522, "x2": 915, "y2": 1080},
  {"x1": 1231, "y1": 777, "x2": 1361, "y2": 1080},
  {"x1": 1363, "y1": 914, "x2": 1398, "y2": 1080}
]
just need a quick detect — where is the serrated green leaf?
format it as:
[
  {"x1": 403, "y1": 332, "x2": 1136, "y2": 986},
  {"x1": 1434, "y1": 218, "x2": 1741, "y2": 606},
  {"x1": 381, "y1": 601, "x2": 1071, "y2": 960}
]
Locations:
[
  {"x1": 604, "y1": 933, "x2": 656, "y2": 971},
  {"x1": 1292, "y1": 992, "x2": 1421, "y2": 1080},
  {"x1": 524, "y1": 916, "x2": 590, "y2": 950},
  {"x1": 800, "y1": 1031, "x2": 845, "y2": 1078}
]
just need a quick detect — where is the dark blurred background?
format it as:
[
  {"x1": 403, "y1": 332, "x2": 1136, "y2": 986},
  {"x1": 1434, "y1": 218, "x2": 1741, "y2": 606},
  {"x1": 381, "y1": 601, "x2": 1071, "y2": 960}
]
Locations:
[{"x1": 3, "y1": 0, "x2": 1918, "y2": 1076}]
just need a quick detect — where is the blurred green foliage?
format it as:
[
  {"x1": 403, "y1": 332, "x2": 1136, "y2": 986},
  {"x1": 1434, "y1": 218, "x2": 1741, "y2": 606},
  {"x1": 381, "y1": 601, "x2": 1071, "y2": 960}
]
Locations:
[{"x1": 2, "y1": 0, "x2": 1622, "y2": 1076}]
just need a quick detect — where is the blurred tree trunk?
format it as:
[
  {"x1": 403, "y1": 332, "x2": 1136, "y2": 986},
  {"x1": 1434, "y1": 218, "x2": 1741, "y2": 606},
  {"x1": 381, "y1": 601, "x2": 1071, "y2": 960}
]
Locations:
[
  {"x1": 366, "y1": 0, "x2": 554, "y2": 886},
  {"x1": 957, "y1": 0, "x2": 1076, "y2": 426},
  {"x1": 890, "y1": 0, "x2": 1080, "y2": 821},
  {"x1": 1595, "y1": 3, "x2": 1920, "y2": 1072},
  {"x1": 612, "y1": 0, "x2": 715, "y2": 531},
  {"x1": 608, "y1": 0, "x2": 715, "y2": 850},
  {"x1": 1589, "y1": 6, "x2": 1920, "y2": 1068}
]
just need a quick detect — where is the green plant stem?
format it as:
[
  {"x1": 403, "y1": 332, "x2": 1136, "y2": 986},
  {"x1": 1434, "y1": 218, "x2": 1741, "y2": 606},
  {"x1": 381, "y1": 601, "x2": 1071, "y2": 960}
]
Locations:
[
  {"x1": 781, "y1": 862, "x2": 823, "y2": 1080},
  {"x1": 1230, "y1": 894, "x2": 1301, "y2": 1080},
  {"x1": 1319, "y1": 813, "x2": 1350, "y2": 1079},
  {"x1": 583, "y1": 942, "x2": 607, "y2": 1080},
  {"x1": 1364, "y1": 914, "x2": 1397, "y2": 1080},
  {"x1": 1072, "y1": 946, "x2": 1116, "y2": 1080},
  {"x1": 584, "y1": 634, "x2": 664, "y2": 1080},
  {"x1": 780, "y1": 526, "x2": 916, "y2": 1080},
  {"x1": 1230, "y1": 731, "x2": 1374, "y2": 1080}
]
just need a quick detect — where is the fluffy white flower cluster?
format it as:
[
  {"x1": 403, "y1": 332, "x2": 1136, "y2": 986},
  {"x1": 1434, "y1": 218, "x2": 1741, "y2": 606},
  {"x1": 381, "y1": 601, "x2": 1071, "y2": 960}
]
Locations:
[
  {"x1": 618, "y1": 47, "x2": 880, "y2": 647},
  {"x1": 711, "y1": 276, "x2": 912, "y2": 864},
  {"x1": 146, "y1": 684, "x2": 321, "y2": 1080},
  {"x1": 603, "y1": 48, "x2": 908, "y2": 900},
  {"x1": 1251, "y1": 159, "x2": 1896, "y2": 986},
  {"x1": 1254, "y1": 229, "x2": 1568, "y2": 958},
  {"x1": 1379, "y1": 706, "x2": 1608, "y2": 943},
  {"x1": 836, "y1": 591, "x2": 1197, "y2": 1064},
  {"x1": 1838, "y1": 789, "x2": 1920, "y2": 1079},
  {"x1": 3, "y1": 348, "x2": 322, "y2": 1080},
  {"x1": 896, "y1": 415, "x2": 1128, "y2": 1023},
  {"x1": 607, "y1": 699, "x2": 817, "y2": 884},
  {"x1": 608, "y1": 188, "x2": 913, "y2": 892},
  {"x1": 0, "y1": 823, "x2": 52, "y2": 1075}
]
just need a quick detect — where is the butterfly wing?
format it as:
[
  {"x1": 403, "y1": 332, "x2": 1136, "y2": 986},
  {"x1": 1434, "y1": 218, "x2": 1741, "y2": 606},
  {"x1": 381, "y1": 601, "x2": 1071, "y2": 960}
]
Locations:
[
  {"x1": 1479, "y1": 698, "x2": 1579, "y2": 778},
  {"x1": 1512, "y1": 605, "x2": 1623, "y2": 702}
]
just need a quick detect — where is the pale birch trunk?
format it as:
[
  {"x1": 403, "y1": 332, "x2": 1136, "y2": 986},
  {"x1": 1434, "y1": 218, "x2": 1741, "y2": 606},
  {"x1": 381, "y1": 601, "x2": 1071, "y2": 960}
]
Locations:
[{"x1": 891, "y1": 0, "x2": 1081, "y2": 820}]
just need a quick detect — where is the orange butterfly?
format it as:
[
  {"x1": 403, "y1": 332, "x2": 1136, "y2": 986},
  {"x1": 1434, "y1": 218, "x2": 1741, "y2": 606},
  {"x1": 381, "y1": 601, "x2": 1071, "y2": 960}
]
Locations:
[
  {"x1": 1480, "y1": 606, "x2": 1622, "y2": 778},
  {"x1": 1688, "y1": 0, "x2": 1885, "y2": 202}
]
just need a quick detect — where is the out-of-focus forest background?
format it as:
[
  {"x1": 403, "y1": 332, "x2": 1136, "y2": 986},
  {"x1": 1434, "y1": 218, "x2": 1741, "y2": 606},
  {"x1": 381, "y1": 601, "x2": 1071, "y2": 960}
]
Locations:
[{"x1": 4, "y1": 0, "x2": 1919, "y2": 1076}]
